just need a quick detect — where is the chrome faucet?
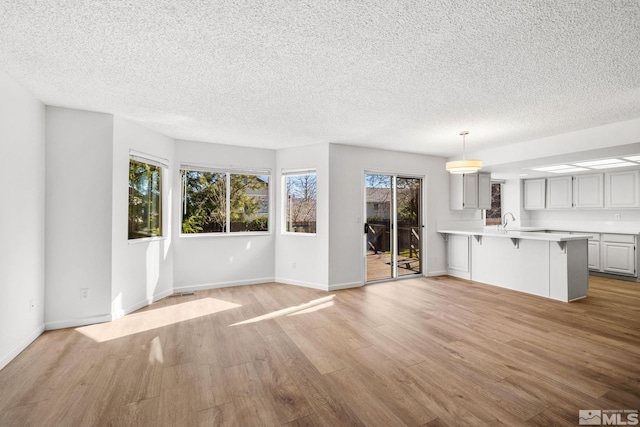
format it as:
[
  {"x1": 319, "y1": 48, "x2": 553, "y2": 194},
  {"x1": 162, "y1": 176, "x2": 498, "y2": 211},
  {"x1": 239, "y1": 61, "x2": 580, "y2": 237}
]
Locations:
[{"x1": 502, "y1": 212, "x2": 516, "y2": 229}]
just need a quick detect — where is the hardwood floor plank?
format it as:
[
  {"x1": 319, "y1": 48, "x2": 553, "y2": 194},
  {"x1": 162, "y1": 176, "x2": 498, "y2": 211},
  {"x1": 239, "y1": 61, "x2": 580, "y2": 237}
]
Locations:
[{"x1": 1, "y1": 276, "x2": 639, "y2": 426}]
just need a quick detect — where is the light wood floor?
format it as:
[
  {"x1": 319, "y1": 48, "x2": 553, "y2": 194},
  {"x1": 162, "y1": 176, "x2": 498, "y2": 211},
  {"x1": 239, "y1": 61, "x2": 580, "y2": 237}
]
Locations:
[{"x1": 1, "y1": 275, "x2": 639, "y2": 426}]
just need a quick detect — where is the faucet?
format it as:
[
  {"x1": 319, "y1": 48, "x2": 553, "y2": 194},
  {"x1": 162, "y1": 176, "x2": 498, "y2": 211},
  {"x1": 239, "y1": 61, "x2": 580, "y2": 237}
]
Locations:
[{"x1": 502, "y1": 212, "x2": 516, "y2": 229}]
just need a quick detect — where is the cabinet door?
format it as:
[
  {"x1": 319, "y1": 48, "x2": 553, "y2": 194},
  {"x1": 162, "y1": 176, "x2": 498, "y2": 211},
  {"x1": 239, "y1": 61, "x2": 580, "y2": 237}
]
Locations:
[
  {"x1": 447, "y1": 234, "x2": 470, "y2": 275},
  {"x1": 463, "y1": 174, "x2": 478, "y2": 209},
  {"x1": 587, "y1": 240, "x2": 601, "y2": 271},
  {"x1": 523, "y1": 179, "x2": 546, "y2": 210},
  {"x1": 573, "y1": 173, "x2": 604, "y2": 208},
  {"x1": 605, "y1": 170, "x2": 640, "y2": 208},
  {"x1": 477, "y1": 173, "x2": 492, "y2": 210},
  {"x1": 602, "y1": 242, "x2": 636, "y2": 275},
  {"x1": 546, "y1": 176, "x2": 573, "y2": 209}
]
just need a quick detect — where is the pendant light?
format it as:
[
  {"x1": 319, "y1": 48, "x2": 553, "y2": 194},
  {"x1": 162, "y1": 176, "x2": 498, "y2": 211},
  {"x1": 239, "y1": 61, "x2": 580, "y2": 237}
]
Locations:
[{"x1": 446, "y1": 131, "x2": 482, "y2": 174}]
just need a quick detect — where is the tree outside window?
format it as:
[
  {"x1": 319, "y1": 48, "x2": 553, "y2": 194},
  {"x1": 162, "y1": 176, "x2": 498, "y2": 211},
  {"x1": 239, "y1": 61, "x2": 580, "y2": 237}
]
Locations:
[
  {"x1": 285, "y1": 173, "x2": 317, "y2": 233},
  {"x1": 128, "y1": 159, "x2": 162, "y2": 239},
  {"x1": 181, "y1": 169, "x2": 269, "y2": 234}
]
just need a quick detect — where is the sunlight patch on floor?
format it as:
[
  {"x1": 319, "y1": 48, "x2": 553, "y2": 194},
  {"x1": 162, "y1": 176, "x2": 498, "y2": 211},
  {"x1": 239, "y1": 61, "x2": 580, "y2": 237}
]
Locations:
[
  {"x1": 230, "y1": 295, "x2": 335, "y2": 326},
  {"x1": 76, "y1": 298, "x2": 241, "y2": 342}
]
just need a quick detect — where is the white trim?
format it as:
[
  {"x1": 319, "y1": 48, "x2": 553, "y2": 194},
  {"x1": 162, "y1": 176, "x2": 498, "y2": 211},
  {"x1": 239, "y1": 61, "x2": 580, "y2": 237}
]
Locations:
[
  {"x1": 111, "y1": 288, "x2": 174, "y2": 320},
  {"x1": 427, "y1": 270, "x2": 448, "y2": 277},
  {"x1": 179, "y1": 231, "x2": 272, "y2": 238},
  {"x1": 328, "y1": 281, "x2": 363, "y2": 291},
  {"x1": 180, "y1": 163, "x2": 271, "y2": 175},
  {"x1": 129, "y1": 149, "x2": 169, "y2": 168},
  {"x1": 45, "y1": 314, "x2": 113, "y2": 331},
  {"x1": 281, "y1": 168, "x2": 316, "y2": 176},
  {"x1": 173, "y1": 277, "x2": 276, "y2": 293},
  {"x1": 274, "y1": 277, "x2": 328, "y2": 291},
  {"x1": 128, "y1": 236, "x2": 169, "y2": 244},
  {"x1": 0, "y1": 324, "x2": 45, "y2": 371}
]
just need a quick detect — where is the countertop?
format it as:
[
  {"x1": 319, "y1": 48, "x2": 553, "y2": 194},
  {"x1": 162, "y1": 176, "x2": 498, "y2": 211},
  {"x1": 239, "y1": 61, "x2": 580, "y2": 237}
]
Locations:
[{"x1": 437, "y1": 228, "x2": 593, "y2": 242}]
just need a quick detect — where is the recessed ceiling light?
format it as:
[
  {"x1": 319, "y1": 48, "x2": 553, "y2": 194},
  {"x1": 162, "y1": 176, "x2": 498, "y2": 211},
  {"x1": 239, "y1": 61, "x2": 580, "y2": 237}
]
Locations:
[
  {"x1": 547, "y1": 167, "x2": 590, "y2": 173},
  {"x1": 589, "y1": 162, "x2": 636, "y2": 169},
  {"x1": 531, "y1": 165, "x2": 573, "y2": 172},
  {"x1": 623, "y1": 155, "x2": 640, "y2": 162},
  {"x1": 573, "y1": 158, "x2": 628, "y2": 167}
]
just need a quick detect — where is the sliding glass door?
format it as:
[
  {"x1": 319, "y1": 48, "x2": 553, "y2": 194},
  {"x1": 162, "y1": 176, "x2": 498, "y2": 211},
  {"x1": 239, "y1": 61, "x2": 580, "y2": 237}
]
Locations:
[{"x1": 365, "y1": 174, "x2": 422, "y2": 283}]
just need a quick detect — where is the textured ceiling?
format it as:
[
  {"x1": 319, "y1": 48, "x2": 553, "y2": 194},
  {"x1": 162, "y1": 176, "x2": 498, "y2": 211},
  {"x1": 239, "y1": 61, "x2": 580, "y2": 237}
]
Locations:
[{"x1": 1, "y1": 1, "x2": 639, "y2": 157}]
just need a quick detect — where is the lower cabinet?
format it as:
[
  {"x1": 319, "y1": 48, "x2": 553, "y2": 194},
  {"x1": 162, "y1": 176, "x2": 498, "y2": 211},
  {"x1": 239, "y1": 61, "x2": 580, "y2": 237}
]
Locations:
[
  {"x1": 447, "y1": 234, "x2": 470, "y2": 279},
  {"x1": 588, "y1": 233, "x2": 637, "y2": 277},
  {"x1": 601, "y1": 234, "x2": 636, "y2": 276},
  {"x1": 587, "y1": 237, "x2": 601, "y2": 271}
]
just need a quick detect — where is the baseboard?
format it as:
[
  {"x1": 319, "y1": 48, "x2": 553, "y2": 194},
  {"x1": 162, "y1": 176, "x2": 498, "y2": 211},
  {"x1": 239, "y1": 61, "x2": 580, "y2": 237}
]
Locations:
[
  {"x1": 328, "y1": 281, "x2": 363, "y2": 291},
  {"x1": 173, "y1": 277, "x2": 276, "y2": 293},
  {"x1": 426, "y1": 270, "x2": 448, "y2": 277},
  {"x1": 45, "y1": 314, "x2": 112, "y2": 331},
  {"x1": 111, "y1": 288, "x2": 174, "y2": 320},
  {"x1": 274, "y1": 277, "x2": 328, "y2": 291},
  {"x1": 0, "y1": 324, "x2": 45, "y2": 371}
]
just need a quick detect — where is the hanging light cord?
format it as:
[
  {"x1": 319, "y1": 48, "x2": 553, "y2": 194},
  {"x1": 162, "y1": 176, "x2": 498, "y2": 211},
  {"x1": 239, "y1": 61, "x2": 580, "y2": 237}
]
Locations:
[{"x1": 460, "y1": 131, "x2": 469, "y2": 160}]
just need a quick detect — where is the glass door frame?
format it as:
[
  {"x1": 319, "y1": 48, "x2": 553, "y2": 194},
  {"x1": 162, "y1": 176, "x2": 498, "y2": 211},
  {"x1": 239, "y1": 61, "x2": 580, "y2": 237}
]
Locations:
[{"x1": 363, "y1": 170, "x2": 425, "y2": 284}]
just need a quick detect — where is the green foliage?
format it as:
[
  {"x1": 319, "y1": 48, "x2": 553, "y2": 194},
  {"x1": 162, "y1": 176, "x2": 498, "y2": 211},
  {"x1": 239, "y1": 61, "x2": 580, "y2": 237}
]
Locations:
[
  {"x1": 181, "y1": 171, "x2": 268, "y2": 233},
  {"x1": 128, "y1": 160, "x2": 162, "y2": 239}
]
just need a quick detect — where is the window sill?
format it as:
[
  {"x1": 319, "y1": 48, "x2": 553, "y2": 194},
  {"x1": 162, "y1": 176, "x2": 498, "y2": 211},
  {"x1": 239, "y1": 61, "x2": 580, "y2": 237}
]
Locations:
[
  {"x1": 128, "y1": 236, "x2": 168, "y2": 244},
  {"x1": 282, "y1": 232, "x2": 317, "y2": 237},
  {"x1": 179, "y1": 231, "x2": 272, "y2": 238}
]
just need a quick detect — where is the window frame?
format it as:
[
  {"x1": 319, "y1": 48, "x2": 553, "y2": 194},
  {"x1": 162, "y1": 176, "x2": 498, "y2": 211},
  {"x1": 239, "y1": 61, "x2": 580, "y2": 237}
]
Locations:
[
  {"x1": 484, "y1": 180, "x2": 504, "y2": 226},
  {"x1": 128, "y1": 152, "x2": 167, "y2": 242},
  {"x1": 179, "y1": 164, "x2": 272, "y2": 237},
  {"x1": 282, "y1": 169, "x2": 317, "y2": 236}
]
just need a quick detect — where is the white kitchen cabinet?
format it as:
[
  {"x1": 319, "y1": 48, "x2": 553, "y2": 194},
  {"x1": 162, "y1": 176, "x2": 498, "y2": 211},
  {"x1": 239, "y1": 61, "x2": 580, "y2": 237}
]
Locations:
[
  {"x1": 605, "y1": 170, "x2": 640, "y2": 208},
  {"x1": 447, "y1": 234, "x2": 470, "y2": 279},
  {"x1": 573, "y1": 173, "x2": 604, "y2": 208},
  {"x1": 601, "y1": 234, "x2": 636, "y2": 276},
  {"x1": 587, "y1": 236, "x2": 601, "y2": 271},
  {"x1": 546, "y1": 176, "x2": 573, "y2": 209},
  {"x1": 478, "y1": 173, "x2": 492, "y2": 210},
  {"x1": 523, "y1": 178, "x2": 546, "y2": 210},
  {"x1": 450, "y1": 173, "x2": 492, "y2": 210}
]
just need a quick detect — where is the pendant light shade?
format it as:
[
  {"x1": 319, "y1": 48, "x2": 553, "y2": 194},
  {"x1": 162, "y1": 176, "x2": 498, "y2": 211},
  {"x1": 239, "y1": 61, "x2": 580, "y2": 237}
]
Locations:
[{"x1": 446, "y1": 131, "x2": 482, "y2": 174}]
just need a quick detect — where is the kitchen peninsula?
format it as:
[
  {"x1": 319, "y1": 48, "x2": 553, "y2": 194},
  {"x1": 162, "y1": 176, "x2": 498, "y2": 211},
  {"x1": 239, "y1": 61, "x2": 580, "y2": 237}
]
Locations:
[{"x1": 438, "y1": 228, "x2": 592, "y2": 302}]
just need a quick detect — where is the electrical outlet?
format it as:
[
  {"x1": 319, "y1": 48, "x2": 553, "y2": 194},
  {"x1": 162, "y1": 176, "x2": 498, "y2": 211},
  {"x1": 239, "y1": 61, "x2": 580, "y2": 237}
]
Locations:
[
  {"x1": 29, "y1": 299, "x2": 35, "y2": 312},
  {"x1": 80, "y1": 288, "x2": 89, "y2": 299},
  {"x1": 615, "y1": 213, "x2": 621, "y2": 220}
]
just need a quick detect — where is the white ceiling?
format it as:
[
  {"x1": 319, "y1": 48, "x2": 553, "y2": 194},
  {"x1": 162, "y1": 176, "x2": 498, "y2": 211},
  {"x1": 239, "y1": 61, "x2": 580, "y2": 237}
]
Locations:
[{"x1": 1, "y1": 1, "x2": 639, "y2": 157}]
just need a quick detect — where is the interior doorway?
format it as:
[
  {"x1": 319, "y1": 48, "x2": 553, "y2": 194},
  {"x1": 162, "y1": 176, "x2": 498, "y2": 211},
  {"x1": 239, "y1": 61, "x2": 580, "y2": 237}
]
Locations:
[{"x1": 364, "y1": 173, "x2": 423, "y2": 283}]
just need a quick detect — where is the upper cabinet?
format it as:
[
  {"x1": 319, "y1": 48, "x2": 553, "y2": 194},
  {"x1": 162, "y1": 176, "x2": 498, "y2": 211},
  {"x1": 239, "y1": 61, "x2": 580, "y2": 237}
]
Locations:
[
  {"x1": 478, "y1": 173, "x2": 492, "y2": 210},
  {"x1": 450, "y1": 172, "x2": 491, "y2": 210},
  {"x1": 524, "y1": 173, "x2": 609, "y2": 210},
  {"x1": 523, "y1": 178, "x2": 546, "y2": 210},
  {"x1": 573, "y1": 173, "x2": 604, "y2": 208},
  {"x1": 546, "y1": 176, "x2": 573, "y2": 209},
  {"x1": 605, "y1": 170, "x2": 640, "y2": 208}
]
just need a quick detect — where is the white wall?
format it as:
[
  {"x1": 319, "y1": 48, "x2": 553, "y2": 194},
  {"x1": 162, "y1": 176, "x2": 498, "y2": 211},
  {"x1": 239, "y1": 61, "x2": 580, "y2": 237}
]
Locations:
[
  {"x1": 0, "y1": 72, "x2": 46, "y2": 370},
  {"x1": 172, "y1": 140, "x2": 276, "y2": 291},
  {"x1": 111, "y1": 117, "x2": 175, "y2": 318},
  {"x1": 45, "y1": 107, "x2": 113, "y2": 329},
  {"x1": 467, "y1": 117, "x2": 640, "y2": 168},
  {"x1": 327, "y1": 144, "x2": 453, "y2": 289},
  {"x1": 275, "y1": 144, "x2": 330, "y2": 289}
]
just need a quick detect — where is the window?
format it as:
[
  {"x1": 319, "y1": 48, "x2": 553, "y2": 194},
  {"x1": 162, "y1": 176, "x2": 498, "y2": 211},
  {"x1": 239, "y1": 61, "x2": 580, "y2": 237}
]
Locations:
[
  {"x1": 181, "y1": 166, "x2": 270, "y2": 234},
  {"x1": 128, "y1": 158, "x2": 163, "y2": 239},
  {"x1": 284, "y1": 171, "x2": 317, "y2": 234},
  {"x1": 485, "y1": 182, "x2": 502, "y2": 225}
]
